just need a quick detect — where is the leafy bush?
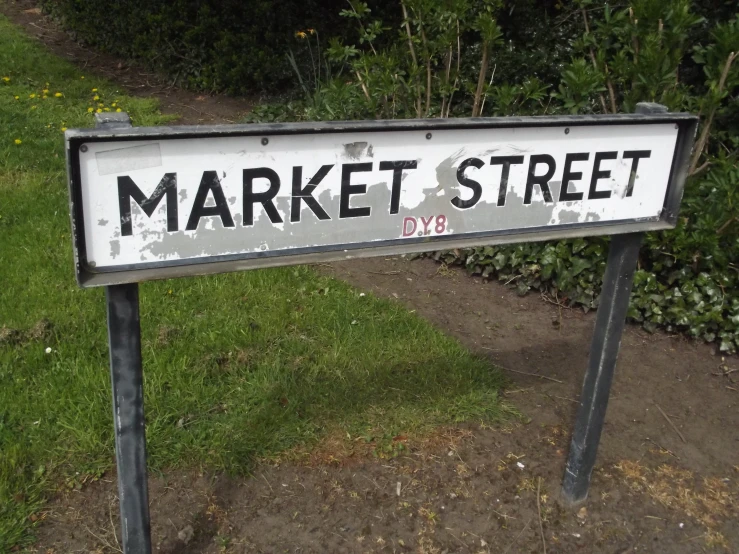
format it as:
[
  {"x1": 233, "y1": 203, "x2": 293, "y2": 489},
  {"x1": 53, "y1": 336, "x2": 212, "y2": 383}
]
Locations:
[
  {"x1": 244, "y1": 0, "x2": 738, "y2": 352},
  {"x1": 39, "y1": 0, "x2": 351, "y2": 94}
]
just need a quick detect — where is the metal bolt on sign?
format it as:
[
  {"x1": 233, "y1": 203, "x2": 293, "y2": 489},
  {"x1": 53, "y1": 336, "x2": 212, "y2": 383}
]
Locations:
[{"x1": 67, "y1": 106, "x2": 696, "y2": 552}]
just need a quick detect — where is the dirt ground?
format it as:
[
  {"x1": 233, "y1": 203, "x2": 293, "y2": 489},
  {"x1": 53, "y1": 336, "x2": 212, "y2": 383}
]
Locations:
[{"x1": 3, "y1": 2, "x2": 738, "y2": 552}]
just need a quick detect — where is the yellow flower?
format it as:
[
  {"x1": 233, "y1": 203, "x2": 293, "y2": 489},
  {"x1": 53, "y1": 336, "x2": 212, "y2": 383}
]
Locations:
[
  {"x1": 14, "y1": 139, "x2": 22, "y2": 145},
  {"x1": 42, "y1": 95, "x2": 48, "y2": 99},
  {"x1": 2, "y1": 77, "x2": 10, "y2": 82},
  {"x1": 43, "y1": 89, "x2": 49, "y2": 94},
  {"x1": 29, "y1": 93, "x2": 36, "y2": 99},
  {"x1": 308, "y1": 28, "x2": 316, "y2": 34},
  {"x1": 87, "y1": 107, "x2": 94, "y2": 113},
  {"x1": 103, "y1": 107, "x2": 110, "y2": 112},
  {"x1": 14, "y1": 95, "x2": 19, "y2": 100},
  {"x1": 80, "y1": 76, "x2": 85, "y2": 79},
  {"x1": 61, "y1": 127, "x2": 67, "y2": 132},
  {"x1": 92, "y1": 88, "x2": 97, "y2": 92},
  {"x1": 116, "y1": 108, "x2": 122, "y2": 112},
  {"x1": 93, "y1": 95, "x2": 100, "y2": 101},
  {"x1": 98, "y1": 102, "x2": 104, "y2": 107},
  {"x1": 31, "y1": 105, "x2": 37, "y2": 110},
  {"x1": 295, "y1": 31, "x2": 307, "y2": 39},
  {"x1": 54, "y1": 92, "x2": 63, "y2": 97},
  {"x1": 96, "y1": 108, "x2": 102, "y2": 113},
  {"x1": 111, "y1": 102, "x2": 117, "y2": 107}
]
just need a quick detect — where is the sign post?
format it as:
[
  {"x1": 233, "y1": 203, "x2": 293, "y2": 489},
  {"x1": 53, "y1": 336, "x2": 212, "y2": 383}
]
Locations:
[
  {"x1": 560, "y1": 103, "x2": 678, "y2": 504},
  {"x1": 95, "y1": 113, "x2": 152, "y2": 553},
  {"x1": 67, "y1": 107, "x2": 696, "y2": 552}
]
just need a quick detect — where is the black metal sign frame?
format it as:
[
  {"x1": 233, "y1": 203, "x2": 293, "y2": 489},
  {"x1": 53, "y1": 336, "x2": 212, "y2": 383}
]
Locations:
[
  {"x1": 66, "y1": 111, "x2": 696, "y2": 287},
  {"x1": 73, "y1": 104, "x2": 696, "y2": 554}
]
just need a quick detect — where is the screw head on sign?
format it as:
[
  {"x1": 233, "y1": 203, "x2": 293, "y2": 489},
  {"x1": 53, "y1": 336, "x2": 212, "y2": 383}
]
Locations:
[
  {"x1": 564, "y1": 128, "x2": 570, "y2": 135},
  {"x1": 426, "y1": 133, "x2": 432, "y2": 140},
  {"x1": 261, "y1": 137, "x2": 269, "y2": 146},
  {"x1": 80, "y1": 145, "x2": 88, "y2": 152}
]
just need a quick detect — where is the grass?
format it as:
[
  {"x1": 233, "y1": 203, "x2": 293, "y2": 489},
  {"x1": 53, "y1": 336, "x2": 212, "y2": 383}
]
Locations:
[{"x1": 0, "y1": 14, "x2": 509, "y2": 550}]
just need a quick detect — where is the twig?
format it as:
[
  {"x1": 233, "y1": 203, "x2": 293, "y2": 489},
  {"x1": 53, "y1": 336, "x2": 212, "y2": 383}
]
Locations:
[
  {"x1": 645, "y1": 437, "x2": 680, "y2": 460},
  {"x1": 479, "y1": 64, "x2": 496, "y2": 115},
  {"x1": 537, "y1": 478, "x2": 547, "y2": 554},
  {"x1": 444, "y1": 528, "x2": 469, "y2": 549},
  {"x1": 170, "y1": 102, "x2": 235, "y2": 123},
  {"x1": 655, "y1": 403, "x2": 686, "y2": 443},
  {"x1": 713, "y1": 366, "x2": 738, "y2": 376},
  {"x1": 108, "y1": 496, "x2": 121, "y2": 551},
  {"x1": 689, "y1": 51, "x2": 737, "y2": 174},
  {"x1": 499, "y1": 365, "x2": 564, "y2": 384},
  {"x1": 84, "y1": 525, "x2": 122, "y2": 553},
  {"x1": 260, "y1": 473, "x2": 274, "y2": 493},
  {"x1": 503, "y1": 518, "x2": 531, "y2": 554}
]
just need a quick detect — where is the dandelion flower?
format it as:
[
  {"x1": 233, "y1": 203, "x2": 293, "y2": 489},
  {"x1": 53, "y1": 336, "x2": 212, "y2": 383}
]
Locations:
[
  {"x1": 103, "y1": 107, "x2": 110, "y2": 112},
  {"x1": 29, "y1": 93, "x2": 36, "y2": 98},
  {"x1": 31, "y1": 105, "x2": 37, "y2": 110},
  {"x1": 87, "y1": 107, "x2": 94, "y2": 113},
  {"x1": 116, "y1": 108, "x2": 122, "y2": 112},
  {"x1": 92, "y1": 88, "x2": 97, "y2": 92},
  {"x1": 61, "y1": 127, "x2": 67, "y2": 132},
  {"x1": 295, "y1": 31, "x2": 307, "y2": 39},
  {"x1": 14, "y1": 95, "x2": 19, "y2": 100},
  {"x1": 54, "y1": 92, "x2": 63, "y2": 97},
  {"x1": 14, "y1": 139, "x2": 22, "y2": 145},
  {"x1": 80, "y1": 76, "x2": 85, "y2": 79},
  {"x1": 93, "y1": 95, "x2": 100, "y2": 101},
  {"x1": 45, "y1": 347, "x2": 52, "y2": 354},
  {"x1": 2, "y1": 76, "x2": 10, "y2": 82},
  {"x1": 96, "y1": 108, "x2": 102, "y2": 113},
  {"x1": 111, "y1": 102, "x2": 117, "y2": 107},
  {"x1": 308, "y1": 28, "x2": 316, "y2": 34},
  {"x1": 43, "y1": 89, "x2": 49, "y2": 94}
]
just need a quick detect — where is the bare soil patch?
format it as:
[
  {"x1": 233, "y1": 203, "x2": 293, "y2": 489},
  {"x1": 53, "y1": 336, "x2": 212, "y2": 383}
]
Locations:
[{"x1": 4, "y1": 3, "x2": 737, "y2": 552}]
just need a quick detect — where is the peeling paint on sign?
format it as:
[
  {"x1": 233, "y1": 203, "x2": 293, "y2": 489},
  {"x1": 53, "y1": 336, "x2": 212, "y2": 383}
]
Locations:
[{"x1": 70, "y1": 122, "x2": 683, "y2": 284}]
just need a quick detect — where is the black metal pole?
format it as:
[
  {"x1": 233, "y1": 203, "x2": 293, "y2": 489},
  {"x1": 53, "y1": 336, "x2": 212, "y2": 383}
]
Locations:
[
  {"x1": 561, "y1": 102, "x2": 667, "y2": 504},
  {"x1": 97, "y1": 112, "x2": 152, "y2": 553},
  {"x1": 106, "y1": 284, "x2": 152, "y2": 553}
]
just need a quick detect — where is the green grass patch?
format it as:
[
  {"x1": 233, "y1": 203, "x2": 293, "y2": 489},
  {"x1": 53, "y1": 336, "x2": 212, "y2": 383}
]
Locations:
[{"x1": 0, "y1": 15, "x2": 509, "y2": 550}]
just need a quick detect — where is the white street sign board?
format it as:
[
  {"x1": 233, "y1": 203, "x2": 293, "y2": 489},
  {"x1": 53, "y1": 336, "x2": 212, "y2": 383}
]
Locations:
[{"x1": 66, "y1": 115, "x2": 695, "y2": 286}]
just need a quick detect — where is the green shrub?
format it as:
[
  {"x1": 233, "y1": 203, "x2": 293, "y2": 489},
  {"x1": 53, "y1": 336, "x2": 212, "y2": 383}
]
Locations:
[
  {"x1": 39, "y1": 0, "x2": 351, "y2": 94},
  {"x1": 245, "y1": 0, "x2": 738, "y2": 352}
]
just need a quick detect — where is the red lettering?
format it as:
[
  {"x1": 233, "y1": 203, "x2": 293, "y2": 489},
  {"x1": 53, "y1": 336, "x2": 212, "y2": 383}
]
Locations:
[
  {"x1": 402, "y1": 217, "x2": 417, "y2": 237},
  {"x1": 435, "y1": 215, "x2": 447, "y2": 234},
  {"x1": 420, "y1": 215, "x2": 434, "y2": 235}
]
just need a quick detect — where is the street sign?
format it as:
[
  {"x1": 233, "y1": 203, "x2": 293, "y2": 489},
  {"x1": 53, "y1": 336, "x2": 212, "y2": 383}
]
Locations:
[
  {"x1": 66, "y1": 108, "x2": 697, "y2": 554},
  {"x1": 66, "y1": 114, "x2": 695, "y2": 287}
]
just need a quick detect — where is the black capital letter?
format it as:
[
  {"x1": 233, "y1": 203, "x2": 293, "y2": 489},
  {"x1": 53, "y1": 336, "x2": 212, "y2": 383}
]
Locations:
[
  {"x1": 243, "y1": 168, "x2": 283, "y2": 226},
  {"x1": 622, "y1": 150, "x2": 651, "y2": 197},
  {"x1": 340, "y1": 163, "x2": 372, "y2": 219},
  {"x1": 291, "y1": 165, "x2": 332, "y2": 222},
  {"x1": 379, "y1": 160, "x2": 417, "y2": 214},
  {"x1": 451, "y1": 157, "x2": 484, "y2": 209},
  {"x1": 559, "y1": 153, "x2": 589, "y2": 202},
  {"x1": 490, "y1": 155, "x2": 524, "y2": 207},
  {"x1": 186, "y1": 171, "x2": 235, "y2": 230},
  {"x1": 118, "y1": 173, "x2": 178, "y2": 237},
  {"x1": 524, "y1": 155, "x2": 555, "y2": 205},
  {"x1": 588, "y1": 151, "x2": 618, "y2": 200}
]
